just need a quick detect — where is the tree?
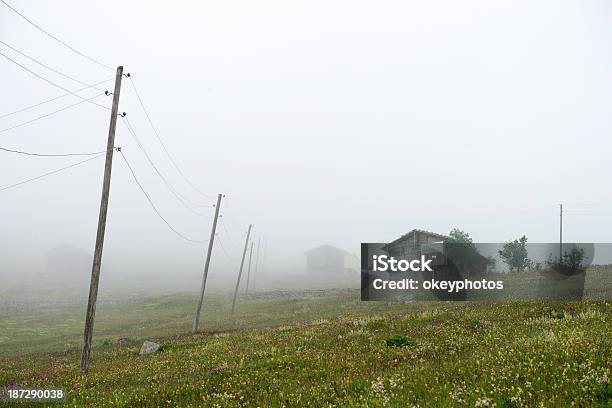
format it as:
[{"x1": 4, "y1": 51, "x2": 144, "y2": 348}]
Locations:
[
  {"x1": 446, "y1": 228, "x2": 494, "y2": 275},
  {"x1": 545, "y1": 246, "x2": 586, "y2": 276},
  {"x1": 498, "y1": 235, "x2": 531, "y2": 272},
  {"x1": 563, "y1": 247, "x2": 586, "y2": 270},
  {"x1": 448, "y1": 228, "x2": 474, "y2": 247}
]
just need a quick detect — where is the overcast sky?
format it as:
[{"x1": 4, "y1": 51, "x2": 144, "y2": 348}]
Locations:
[{"x1": 1, "y1": 0, "x2": 611, "y2": 279}]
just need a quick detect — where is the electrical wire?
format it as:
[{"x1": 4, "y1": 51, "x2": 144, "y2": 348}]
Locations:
[
  {"x1": 222, "y1": 199, "x2": 248, "y2": 232},
  {"x1": 216, "y1": 236, "x2": 236, "y2": 261},
  {"x1": 0, "y1": 50, "x2": 110, "y2": 110},
  {"x1": 0, "y1": 78, "x2": 113, "y2": 120},
  {"x1": 121, "y1": 117, "x2": 212, "y2": 217},
  {"x1": 0, "y1": 92, "x2": 106, "y2": 134},
  {"x1": 217, "y1": 221, "x2": 246, "y2": 254},
  {"x1": 0, "y1": 0, "x2": 113, "y2": 71},
  {"x1": 0, "y1": 39, "x2": 105, "y2": 90},
  {"x1": 118, "y1": 150, "x2": 206, "y2": 244},
  {"x1": 0, "y1": 153, "x2": 105, "y2": 192},
  {"x1": 122, "y1": 116, "x2": 209, "y2": 209},
  {"x1": 220, "y1": 217, "x2": 232, "y2": 237},
  {"x1": 0, "y1": 146, "x2": 108, "y2": 157},
  {"x1": 128, "y1": 75, "x2": 215, "y2": 199}
]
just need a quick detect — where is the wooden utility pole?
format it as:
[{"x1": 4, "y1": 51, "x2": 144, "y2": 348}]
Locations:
[
  {"x1": 231, "y1": 224, "x2": 252, "y2": 313},
  {"x1": 81, "y1": 66, "x2": 123, "y2": 372},
  {"x1": 245, "y1": 241, "x2": 254, "y2": 294},
  {"x1": 559, "y1": 203, "x2": 563, "y2": 262},
  {"x1": 192, "y1": 193, "x2": 223, "y2": 333}
]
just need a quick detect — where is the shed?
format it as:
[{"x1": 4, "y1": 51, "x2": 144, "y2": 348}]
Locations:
[{"x1": 305, "y1": 245, "x2": 358, "y2": 275}]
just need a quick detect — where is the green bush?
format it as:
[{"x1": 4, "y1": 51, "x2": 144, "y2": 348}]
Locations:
[{"x1": 385, "y1": 335, "x2": 412, "y2": 347}]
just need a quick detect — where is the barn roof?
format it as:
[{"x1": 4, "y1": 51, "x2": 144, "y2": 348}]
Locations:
[{"x1": 382, "y1": 229, "x2": 449, "y2": 251}]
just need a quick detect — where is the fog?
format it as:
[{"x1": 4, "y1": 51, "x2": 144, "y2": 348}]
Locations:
[{"x1": 1, "y1": 0, "x2": 611, "y2": 294}]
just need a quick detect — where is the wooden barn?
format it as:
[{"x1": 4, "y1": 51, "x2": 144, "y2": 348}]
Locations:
[
  {"x1": 382, "y1": 229, "x2": 490, "y2": 276},
  {"x1": 382, "y1": 229, "x2": 448, "y2": 263}
]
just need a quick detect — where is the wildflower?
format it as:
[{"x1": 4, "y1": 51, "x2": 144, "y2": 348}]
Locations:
[{"x1": 475, "y1": 397, "x2": 495, "y2": 407}]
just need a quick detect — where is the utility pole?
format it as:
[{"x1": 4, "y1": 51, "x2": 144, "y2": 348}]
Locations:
[
  {"x1": 253, "y1": 237, "x2": 261, "y2": 291},
  {"x1": 559, "y1": 203, "x2": 563, "y2": 262},
  {"x1": 81, "y1": 66, "x2": 124, "y2": 372},
  {"x1": 245, "y1": 241, "x2": 254, "y2": 294},
  {"x1": 192, "y1": 193, "x2": 223, "y2": 333},
  {"x1": 231, "y1": 224, "x2": 252, "y2": 313}
]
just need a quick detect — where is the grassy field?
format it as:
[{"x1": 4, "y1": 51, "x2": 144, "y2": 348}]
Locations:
[
  {"x1": 0, "y1": 291, "x2": 610, "y2": 407},
  {"x1": 0, "y1": 290, "x2": 413, "y2": 357}
]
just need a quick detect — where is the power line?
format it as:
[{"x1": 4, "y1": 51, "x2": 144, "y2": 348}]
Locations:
[
  {"x1": 217, "y1": 221, "x2": 244, "y2": 253},
  {"x1": 121, "y1": 117, "x2": 212, "y2": 217},
  {"x1": 128, "y1": 75, "x2": 215, "y2": 199},
  {"x1": 0, "y1": 78, "x2": 113, "y2": 120},
  {"x1": 0, "y1": 153, "x2": 105, "y2": 192},
  {"x1": 221, "y1": 217, "x2": 232, "y2": 237},
  {"x1": 222, "y1": 199, "x2": 247, "y2": 232},
  {"x1": 0, "y1": 50, "x2": 110, "y2": 110},
  {"x1": 0, "y1": 146, "x2": 108, "y2": 157},
  {"x1": 0, "y1": 92, "x2": 106, "y2": 134},
  {"x1": 0, "y1": 39, "x2": 105, "y2": 90},
  {"x1": 122, "y1": 117, "x2": 209, "y2": 209},
  {"x1": 0, "y1": 0, "x2": 113, "y2": 71},
  {"x1": 118, "y1": 150, "x2": 206, "y2": 244},
  {"x1": 216, "y1": 236, "x2": 236, "y2": 261}
]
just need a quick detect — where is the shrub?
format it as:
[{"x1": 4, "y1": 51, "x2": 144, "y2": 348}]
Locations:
[{"x1": 385, "y1": 335, "x2": 412, "y2": 347}]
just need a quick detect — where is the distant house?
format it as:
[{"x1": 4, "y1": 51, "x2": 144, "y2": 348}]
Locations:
[
  {"x1": 44, "y1": 245, "x2": 92, "y2": 282},
  {"x1": 305, "y1": 245, "x2": 358, "y2": 275}
]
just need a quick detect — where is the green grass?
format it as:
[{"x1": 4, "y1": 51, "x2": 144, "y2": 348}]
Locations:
[
  {"x1": 0, "y1": 290, "x2": 436, "y2": 356},
  {"x1": 0, "y1": 293, "x2": 610, "y2": 407}
]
